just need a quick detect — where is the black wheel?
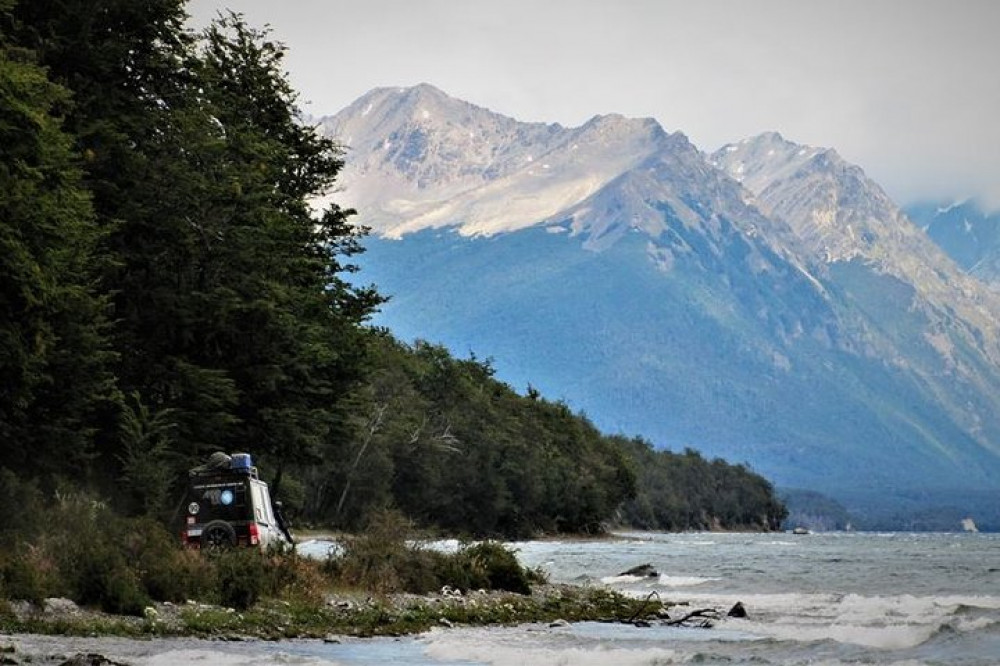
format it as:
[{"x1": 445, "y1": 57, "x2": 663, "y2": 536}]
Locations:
[{"x1": 201, "y1": 520, "x2": 237, "y2": 551}]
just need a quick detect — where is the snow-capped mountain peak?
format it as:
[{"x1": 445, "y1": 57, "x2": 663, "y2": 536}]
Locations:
[
  {"x1": 712, "y1": 132, "x2": 928, "y2": 263},
  {"x1": 315, "y1": 85, "x2": 686, "y2": 239},
  {"x1": 711, "y1": 132, "x2": 833, "y2": 197}
]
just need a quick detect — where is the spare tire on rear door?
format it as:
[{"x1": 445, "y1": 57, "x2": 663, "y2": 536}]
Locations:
[{"x1": 201, "y1": 520, "x2": 237, "y2": 550}]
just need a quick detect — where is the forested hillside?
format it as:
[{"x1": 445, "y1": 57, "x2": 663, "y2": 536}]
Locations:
[
  {"x1": 321, "y1": 334, "x2": 786, "y2": 535},
  {"x1": 0, "y1": 0, "x2": 785, "y2": 538}
]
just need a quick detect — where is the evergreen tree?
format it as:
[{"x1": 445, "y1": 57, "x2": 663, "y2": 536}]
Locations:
[
  {"x1": 7, "y1": 0, "x2": 216, "y2": 483},
  {"x1": 193, "y1": 14, "x2": 382, "y2": 489},
  {"x1": 0, "y1": 3, "x2": 114, "y2": 480},
  {"x1": 7, "y1": 3, "x2": 381, "y2": 499}
]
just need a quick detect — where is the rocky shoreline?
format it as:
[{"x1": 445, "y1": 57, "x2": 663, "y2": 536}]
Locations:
[{"x1": 1, "y1": 582, "x2": 673, "y2": 664}]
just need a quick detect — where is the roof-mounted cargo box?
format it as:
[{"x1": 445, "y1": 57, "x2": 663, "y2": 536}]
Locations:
[{"x1": 230, "y1": 452, "x2": 253, "y2": 472}]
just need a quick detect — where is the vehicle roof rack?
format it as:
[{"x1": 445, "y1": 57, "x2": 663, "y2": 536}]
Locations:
[{"x1": 189, "y1": 451, "x2": 259, "y2": 479}]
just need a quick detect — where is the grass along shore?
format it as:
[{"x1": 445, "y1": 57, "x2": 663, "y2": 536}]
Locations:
[{"x1": 0, "y1": 583, "x2": 665, "y2": 641}]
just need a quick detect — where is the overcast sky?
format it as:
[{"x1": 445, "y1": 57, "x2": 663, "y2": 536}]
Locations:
[{"x1": 186, "y1": 0, "x2": 1000, "y2": 210}]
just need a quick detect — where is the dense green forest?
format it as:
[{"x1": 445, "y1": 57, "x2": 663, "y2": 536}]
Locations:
[{"x1": 0, "y1": 0, "x2": 785, "y2": 539}]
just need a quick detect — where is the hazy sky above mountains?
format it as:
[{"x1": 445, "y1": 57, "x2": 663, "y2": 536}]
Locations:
[{"x1": 187, "y1": 0, "x2": 1000, "y2": 210}]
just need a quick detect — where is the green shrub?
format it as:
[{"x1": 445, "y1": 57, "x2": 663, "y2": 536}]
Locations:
[
  {"x1": 331, "y1": 510, "x2": 414, "y2": 593},
  {"x1": 99, "y1": 567, "x2": 151, "y2": 616},
  {"x1": 457, "y1": 542, "x2": 533, "y2": 594},
  {"x1": 0, "y1": 547, "x2": 53, "y2": 604},
  {"x1": 125, "y1": 518, "x2": 214, "y2": 603},
  {"x1": 62, "y1": 536, "x2": 150, "y2": 616},
  {"x1": 325, "y1": 511, "x2": 540, "y2": 596},
  {"x1": 396, "y1": 548, "x2": 453, "y2": 593},
  {"x1": 40, "y1": 498, "x2": 137, "y2": 613},
  {"x1": 260, "y1": 547, "x2": 327, "y2": 605},
  {"x1": 26, "y1": 494, "x2": 163, "y2": 615},
  {"x1": 213, "y1": 548, "x2": 267, "y2": 610}
]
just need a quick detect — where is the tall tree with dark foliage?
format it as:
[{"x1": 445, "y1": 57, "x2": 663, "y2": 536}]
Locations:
[
  {"x1": 0, "y1": 0, "x2": 114, "y2": 482},
  {"x1": 4, "y1": 1, "x2": 380, "y2": 507}
]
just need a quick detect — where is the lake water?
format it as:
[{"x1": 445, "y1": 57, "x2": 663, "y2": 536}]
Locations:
[{"x1": 11, "y1": 531, "x2": 1000, "y2": 665}]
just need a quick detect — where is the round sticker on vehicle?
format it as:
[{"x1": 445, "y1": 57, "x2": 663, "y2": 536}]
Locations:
[
  {"x1": 220, "y1": 489, "x2": 234, "y2": 505},
  {"x1": 188, "y1": 502, "x2": 200, "y2": 515}
]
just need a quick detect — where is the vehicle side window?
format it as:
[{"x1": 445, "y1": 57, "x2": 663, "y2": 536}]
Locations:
[
  {"x1": 262, "y1": 489, "x2": 276, "y2": 525},
  {"x1": 251, "y1": 483, "x2": 269, "y2": 525}
]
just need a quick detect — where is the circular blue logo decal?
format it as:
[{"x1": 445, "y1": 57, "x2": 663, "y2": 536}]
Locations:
[{"x1": 220, "y1": 489, "x2": 234, "y2": 505}]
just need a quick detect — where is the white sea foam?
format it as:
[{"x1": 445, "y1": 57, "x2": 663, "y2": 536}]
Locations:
[
  {"x1": 604, "y1": 572, "x2": 723, "y2": 588},
  {"x1": 298, "y1": 537, "x2": 466, "y2": 560},
  {"x1": 425, "y1": 643, "x2": 680, "y2": 666},
  {"x1": 735, "y1": 618, "x2": 939, "y2": 650},
  {"x1": 421, "y1": 626, "x2": 683, "y2": 666},
  {"x1": 953, "y1": 614, "x2": 1000, "y2": 633},
  {"x1": 422, "y1": 538, "x2": 462, "y2": 553},
  {"x1": 649, "y1": 590, "x2": 1000, "y2": 650},
  {"x1": 656, "y1": 574, "x2": 721, "y2": 587},
  {"x1": 296, "y1": 539, "x2": 342, "y2": 559},
  {"x1": 140, "y1": 649, "x2": 338, "y2": 665},
  {"x1": 601, "y1": 574, "x2": 648, "y2": 585}
]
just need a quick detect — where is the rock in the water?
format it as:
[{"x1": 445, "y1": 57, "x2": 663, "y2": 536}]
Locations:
[
  {"x1": 619, "y1": 563, "x2": 659, "y2": 578},
  {"x1": 58, "y1": 654, "x2": 128, "y2": 666},
  {"x1": 549, "y1": 619, "x2": 571, "y2": 628},
  {"x1": 727, "y1": 601, "x2": 748, "y2": 618}
]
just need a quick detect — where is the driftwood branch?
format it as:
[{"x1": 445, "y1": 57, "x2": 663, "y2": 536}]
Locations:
[
  {"x1": 664, "y1": 608, "x2": 721, "y2": 628},
  {"x1": 627, "y1": 591, "x2": 662, "y2": 624}
]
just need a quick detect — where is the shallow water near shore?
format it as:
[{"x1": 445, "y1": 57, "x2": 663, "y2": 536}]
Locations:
[{"x1": 10, "y1": 531, "x2": 1000, "y2": 665}]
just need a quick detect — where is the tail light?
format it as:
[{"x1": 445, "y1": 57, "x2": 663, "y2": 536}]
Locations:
[
  {"x1": 182, "y1": 516, "x2": 198, "y2": 547},
  {"x1": 249, "y1": 522, "x2": 260, "y2": 546}
]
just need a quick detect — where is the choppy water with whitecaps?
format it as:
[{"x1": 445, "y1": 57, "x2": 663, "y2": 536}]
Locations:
[{"x1": 11, "y1": 531, "x2": 999, "y2": 664}]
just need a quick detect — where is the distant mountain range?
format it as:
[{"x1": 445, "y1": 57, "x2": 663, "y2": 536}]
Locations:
[
  {"x1": 905, "y1": 200, "x2": 1000, "y2": 287},
  {"x1": 316, "y1": 84, "x2": 1000, "y2": 525}
]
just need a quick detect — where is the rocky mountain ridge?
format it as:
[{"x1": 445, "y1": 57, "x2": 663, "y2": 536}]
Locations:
[
  {"x1": 712, "y1": 132, "x2": 1000, "y2": 351},
  {"x1": 315, "y1": 84, "x2": 1000, "y2": 519}
]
